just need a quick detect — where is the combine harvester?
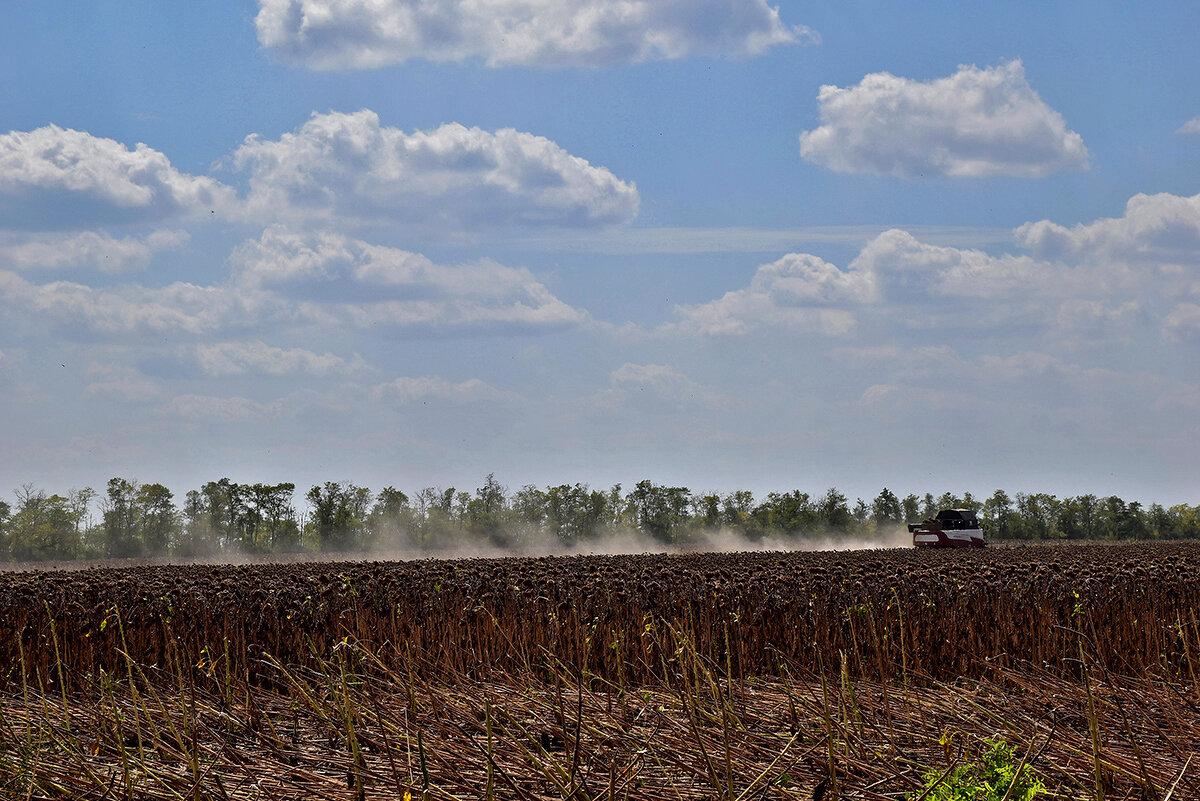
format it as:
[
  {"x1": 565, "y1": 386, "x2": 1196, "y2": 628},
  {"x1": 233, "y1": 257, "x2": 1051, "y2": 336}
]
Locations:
[{"x1": 909, "y1": 509, "x2": 986, "y2": 548}]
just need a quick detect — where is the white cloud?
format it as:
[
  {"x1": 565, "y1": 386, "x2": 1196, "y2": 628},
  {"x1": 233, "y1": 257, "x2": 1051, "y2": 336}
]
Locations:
[
  {"x1": 605, "y1": 363, "x2": 726, "y2": 411},
  {"x1": 0, "y1": 125, "x2": 236, "y2": 228},
  {"x1": 196, "y1": 340, "x2": 366, "y2": 376},
  {"x1": 1177, "y1": 117, "x2": 1200, "y2": 135},
  {"x1": 847, "y1": 228, "x2": 1141, "y2": 306},
  {"x1": 255, "y1": 0, "x2": 814, "y2": 70},
  {"x1": 232, "y1": 225, "x2": 588, "y2": 332},
  {"x1": 0, "y1": 269, "x2": 278, "y2": 336},
  {"x1": 1053, "y1": 299, "x2": 1140, "y2": 341},
  {"x1": 1016, "y1": 191, "x2": 1200, "y2": 268},
  {"x1": 0, "y1": 224, "x2": 587, "y2": 339},
  {"x1": 373, "y1": 375, "x2": 511, "y2": 404},
  {"x1": 161, "y1": 393, "x2": 285, "y2": 422},
  {"x1": 979, "y1": 351, "x2": 1118, "y2": 385},
  {"x1": 0, "y1": 230, "x2": 188, "y2": 271},
  {"x1": 1164, "y1": 303, "x2": 1200, "y2": 343},
  {"x1": 666, "y1": 252, "x2": 870, "y2": 336},
  {"x1": 234, "y1": 110, "x2": 639, "y2": 232},
  {"x1": 83, "y1": 364, "x2": 164, "y2": 402},
  {"x1": 799, "y1": 60, "x2": 1089, "y2": 178}
]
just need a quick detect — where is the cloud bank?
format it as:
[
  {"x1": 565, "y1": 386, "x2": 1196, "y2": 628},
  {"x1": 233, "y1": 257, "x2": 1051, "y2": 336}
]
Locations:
[
  {"x1": 234, "y1": 111, "x2": 639, "y2": 232},
  {"x1": 799, "y1": 61, "x2": 1089, "y2": 178},
  {"x1": 255, "y1": 0, "x2": 814, "y2": 69},
  {"x1": 0, "y1": 125, "x2": 236, "y2": 228}
]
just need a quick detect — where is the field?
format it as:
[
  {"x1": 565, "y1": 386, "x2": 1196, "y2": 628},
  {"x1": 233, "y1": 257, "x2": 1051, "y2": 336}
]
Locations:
[{"x1": 3, "y1": 543, "x2": 1200, "y2": 798}]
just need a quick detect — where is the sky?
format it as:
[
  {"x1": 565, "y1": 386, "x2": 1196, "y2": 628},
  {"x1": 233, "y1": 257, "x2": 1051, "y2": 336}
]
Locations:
[{"x1": 1, "y1": 1, "x2": 1198, "y2": 507}]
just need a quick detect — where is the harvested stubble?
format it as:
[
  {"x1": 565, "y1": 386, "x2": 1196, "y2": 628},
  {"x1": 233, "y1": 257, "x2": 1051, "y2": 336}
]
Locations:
[
  {"x1": 3, "y1": 544, "x2": 1200, "y2": 688},
  {"x1": 4, "y1": 543, "x2": 1200, "y2": 798},
  {"x1": 1, "y1": 641, "x2": 1198, "y2": 799}
]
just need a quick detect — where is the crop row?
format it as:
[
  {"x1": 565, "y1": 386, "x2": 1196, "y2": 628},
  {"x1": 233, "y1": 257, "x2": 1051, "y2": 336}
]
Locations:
[{"x1": 3, "y1": 543, "x2": 1199, "y2": 690}]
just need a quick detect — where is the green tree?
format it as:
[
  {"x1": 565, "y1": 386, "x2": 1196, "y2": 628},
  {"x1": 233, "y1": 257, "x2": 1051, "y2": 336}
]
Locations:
[
  {"x1": 818, "y1": 487, "x2": 852, "y2": 532},
  {"x1": 626, "y1": 480, "x2": 691, "y2": 543},
  {"x1": 872, "y1": 488, "x2": 902, "y2": 527},
  {"x1": 306, "y1": 482, "x2": 372, "y2": 551},
  {"x1": 694, "y1": 493, "x2": 721, "y2": 530},
  {"x1": 982, "y1": 490, "x2": 1013, "y2": 538},
  {"x1": 1169, "y1": 504, "x2": 1200, "y2": 539},
  {"x1": 8, "y1": 486, "x2": 85, "y2": 560},
  {"x1": 753, "y1": 491, "x2": 816, "y2": 536},
  {"x1": 103, "y1": 478, "x2": 141, "y2": 557},
  {"x1": 244, "y1": 483, "x2": 298, "y2": 552},
  {"x1": 467, "y1": 474, "x2": 509, "y2": 546},
  {"x1": 0, "y1": 499, "x2": 10, "y2": 558},
  {"x1": 138, "y1": 483, "x2": 177, "y2": 555},
  {"x1": 721, "y1": 490, "x2": 757, "y2": 537},
  {"x1": 367, "y1": 486, "x2": 412, "y2": 549}
]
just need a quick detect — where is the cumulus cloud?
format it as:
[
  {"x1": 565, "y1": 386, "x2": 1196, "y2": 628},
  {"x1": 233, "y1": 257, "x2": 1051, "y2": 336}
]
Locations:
[
  {"x1": 850, "y1": 228, "x2": 1086, "y2": 300},
  {"x1": 255, "y1": 0, "x2": 814, "y2": 70},
  {"x1": 604, "y1": 363, "x2": 726, "y2": 411},
  {"x1": 0, "y1": 230, "x2": 188, "y2": 271},
  {"x1": 799, "y1": 60, "x2": 1089, "y2": 178},
  {"x1": 373, "y1": 375, "x2": 512, "y2": 404},
  {"x1": 1177, "y1": 117, "x2": 1200, "y2": 135},
  {"x1": 0, "y1": 224, "x2": 587, "y2": 339},
  {"x1": 666, "y1": 252, "x2": 870, "y2": 336},
  {"x1": 232, "y1": 225, "x2": 589, "y2": 332},
  {"x1": 83, "y1": 364, "x2": 164, "y2": 402},
  {"x1": 161, "y1": 393, "x2": 286, "y2": 422},
  {"x1": 0, "y1": 269, "x2": 278, "y2": 336},
  {"x1": 1016, "y1": 191, "x2": 1200, "y2": 268},
  {"x1": 196, "y1": 340, "x2": 367, "y2": 376},
  {"x1": 233, "y1": 110, "x2": 639, "y2": 232},
  {"x1": 0, "y1": 125, "x2": 236, "y2": 228},
  {"x1": 1164, "y1": 303, "x2": 1200, "y2": 343}
]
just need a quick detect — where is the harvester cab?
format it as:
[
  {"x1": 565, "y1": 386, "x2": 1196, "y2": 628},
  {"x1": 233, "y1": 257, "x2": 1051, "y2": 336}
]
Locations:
[{"x1": 910, "y1": 508, "x2": 986, "y2": 548}]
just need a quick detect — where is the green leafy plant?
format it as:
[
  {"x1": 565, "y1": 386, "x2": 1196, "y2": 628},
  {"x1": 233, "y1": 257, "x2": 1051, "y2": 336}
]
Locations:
[{"x1": 913, "y1": 739, "x2": 1045, "y2": 801}]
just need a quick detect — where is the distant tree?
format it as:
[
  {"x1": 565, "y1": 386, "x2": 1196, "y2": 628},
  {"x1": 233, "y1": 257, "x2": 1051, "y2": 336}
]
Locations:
[
  {"x1": 103, "y1": 478, "x2": 141, "y2": 557},
  {"x1": 852, "y1": 498, "x2": 871, "y2": 529},
  {"x1": 982, "y1": 490, "x2": 1013, "y2": 538},
  {"x1": 367, "y1": 486, "x2": 412, "y2": 549},
  {"x1": 8, "y1": 486, "x2": 84, "y2": 560},
  {"x1": 818, "y1": 487, "x2": 852, "y2": 532},
  {"x1": 872, "y1": 488, "x2": 903, "y2": 527},
  {"x1": 722, "y1": 490, "x2": 757, "y2": 537},
  {"x1": 0, "y1": 499, "x2": 10, "y2": 558},
  {"x1": 199, "y1": 479, "x2": 240, "y2": 550},
  {"x1": 306, "y1": 482, "x2": 371, "y2": 551},
  {"x1": 138, "y1": 483, "x2": 177, "y2": 555},
  {"x1": 467, "y1": 474, "x2": 509, "y2": 546},
  {"x1": 920, "y1": 493, "x2": 937, "y2": 519},
  {"x1": 511, "y1": 484, "x2": 548, "y2": 544},
  {"x1": 753, "y1": 491, "x2": 816, "y2": 535},
  {"x1": 246, "y1": 483, "x2": 298, "y2": 552},
  {"x1": 936, "y1": 491, "x2": 963, "y2": 511},
  {"x1": 694, "y1": 493, "x2": 721, "y2": 530},
  {"x1": 68, "y1": 488, "x2": 98, "y2": 556},
  {"x1": 901, "y1": 494, "x2": 921, "y2": 524},
  {"x1": 1147, "y1": 503, "x2": 1172, "y2": 540},
  {"x1": 180, "y1": 489, "x2": 218, "y2": 556},
  {"x1": 543, "y1": 483, "x2": 608, "y2": 546},
  {"x1": 1168, "y1": 504, "x2": 1200, "y2": 539},
  {"x1": 626, "y1": 480, "x2": 691, "y2": 543}
]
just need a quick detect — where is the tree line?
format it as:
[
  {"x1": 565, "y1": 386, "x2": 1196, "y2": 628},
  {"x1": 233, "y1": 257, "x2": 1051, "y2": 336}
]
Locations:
[{"x1": 0, "y1": 475, "x2": 1197, "y2": 562}]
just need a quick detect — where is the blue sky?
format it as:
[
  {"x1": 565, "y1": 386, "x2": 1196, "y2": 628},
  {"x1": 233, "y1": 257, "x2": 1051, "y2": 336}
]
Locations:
[{"x1": 1, "y1": 1, "x2": 1198, "y2": 506}]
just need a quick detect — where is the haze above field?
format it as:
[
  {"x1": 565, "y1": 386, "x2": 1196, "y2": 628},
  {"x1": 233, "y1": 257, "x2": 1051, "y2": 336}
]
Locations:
[{"x1": 1, "y1": 2, "x2": 1198, "y2": 504}]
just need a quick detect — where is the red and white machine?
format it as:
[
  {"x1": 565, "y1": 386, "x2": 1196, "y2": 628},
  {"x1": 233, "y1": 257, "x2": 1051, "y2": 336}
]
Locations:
[{"x1": 909, "y1": 509, "x2": 986, "y2": 548}]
